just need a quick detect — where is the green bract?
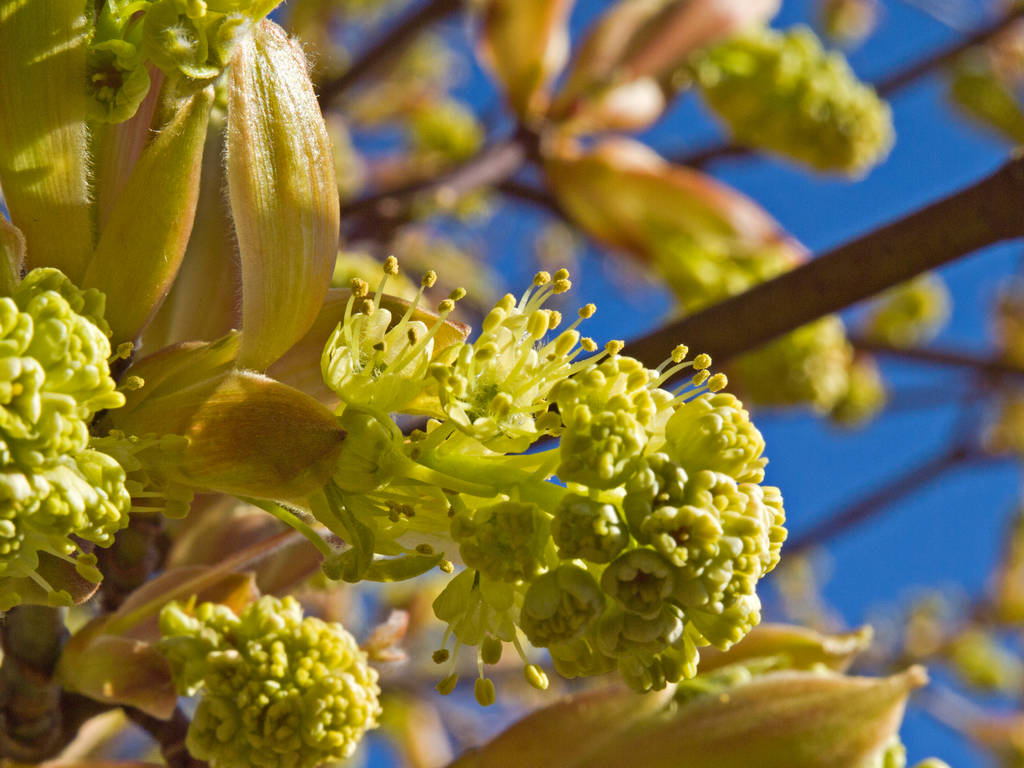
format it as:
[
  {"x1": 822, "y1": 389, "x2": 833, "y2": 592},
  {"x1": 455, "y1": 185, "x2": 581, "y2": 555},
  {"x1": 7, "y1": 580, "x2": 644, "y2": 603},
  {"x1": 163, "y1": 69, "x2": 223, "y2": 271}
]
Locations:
[
  {"x1": 0, "y1": 269, "x2": 129, "y2": 608},
  {"x1": 159, "y1": 595, "x2": 382, "y2": 768}
]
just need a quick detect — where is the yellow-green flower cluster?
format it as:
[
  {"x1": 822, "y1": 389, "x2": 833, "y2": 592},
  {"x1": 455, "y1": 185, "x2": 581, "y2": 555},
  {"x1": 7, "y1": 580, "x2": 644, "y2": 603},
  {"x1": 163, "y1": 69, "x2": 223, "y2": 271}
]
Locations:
[
  {"x1": 829, "y1": 355, "x2": 887, "y2": 427},
  {"x1": 314, "y1": 265, "x2": 785, "y2": 696},
  {"x1": 0, "y1": 269, "x2": 129, "y2": 607},
  {"x1": 864, "y1": 273, "x2": 951, "y2": 348},
  {"x1": 731, "y1": 316, "x2": 854, "y2": 412},
  {"x1": 652, "y1": 232, "x2": 797, "y2": 315},
  {"x1": 159, "y1": 595, "x2": 382, "y2": 768},
  {"x1": 322, "y1": 263, "x2": 444, "y2": 415},
  {"x1": 693, "y1": 25, "x2": 894, "y2": 174},
  {"x1": 88, "y1": 0, "x2": 278, "y2": 122},
  {"x1": 408, "y1": 99, "x2": 485, "y2": 166}
]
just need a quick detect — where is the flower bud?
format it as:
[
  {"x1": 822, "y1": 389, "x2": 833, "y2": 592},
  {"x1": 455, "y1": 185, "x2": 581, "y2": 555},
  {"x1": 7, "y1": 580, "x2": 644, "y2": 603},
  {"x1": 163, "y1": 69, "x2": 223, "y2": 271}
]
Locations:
[
  {"x1": 558, "y1": 407, "x2": 646, "y2": 490},
  {"x1": 521, "y1": 564, "x2": 605, "y2": 647},
  {"x1": 551, "y1": 0, "x2": 780, "y2": 133},
  {"x1": 664, "y1": 392, "x2": 767, "y2": 483},
  {"x1": 551, "y1": 494, "x2": 629, "y2": 564},
  {"x1": 948, "y1": 47, "x2": 1024, "y2": 146},
  {"x1": 453, "y1": 501, "x2": 550, "y2": 584},
  {"x1": 601, "y1": 548, "x2": 675, "y2": 618},
  {"x1": 543, "y1": 138, "x2": 787, "y2": 261},
  {"x1": 864, "y1": 273, "x2": 951, "y2": 349},
  {"x1": 477, "y1": 0, "x2": 574, "y2": 118},
  {"x1": 111, "y1": 369, "x2": 345, "y2": 504},
  {"x1": 830, "y1": 355, "x2": 886, "y2": 428},
  {"x1": 730, "y1": 316, "x2": 853, "y2": 412}
]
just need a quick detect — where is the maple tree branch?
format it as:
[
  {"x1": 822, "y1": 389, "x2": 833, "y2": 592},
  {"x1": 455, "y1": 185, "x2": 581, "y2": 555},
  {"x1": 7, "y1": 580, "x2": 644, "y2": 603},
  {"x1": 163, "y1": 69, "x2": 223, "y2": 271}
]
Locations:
[
  {"x1": 784, "y1": 445, "x2": 980, "y2": 555},
  {"x1": 851, "y1": 336, "x2": 1024, "y2": 380},
  {"x1": 623, "y1": 154, "x2": 1024, "y2": 367},
  {"x1": 341, "y1": 128, "x2": 537, "y2": 242},
  {"x1": 318, "y1": 0, "x2": 463, "y2": 104}
]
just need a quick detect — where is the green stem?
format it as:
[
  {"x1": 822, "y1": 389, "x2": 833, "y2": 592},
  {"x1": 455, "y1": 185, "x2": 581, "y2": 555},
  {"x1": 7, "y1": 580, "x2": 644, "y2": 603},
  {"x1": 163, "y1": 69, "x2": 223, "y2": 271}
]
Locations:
[
  {"x1": 401, "y1": 456, "x2": 501, "y2": 497},
  {"x1": 419, "y1": 451, "x2": 568, "y2": 510},
  {"x1": 244, "y1": 498, "x2": 333, "y2": 559}
]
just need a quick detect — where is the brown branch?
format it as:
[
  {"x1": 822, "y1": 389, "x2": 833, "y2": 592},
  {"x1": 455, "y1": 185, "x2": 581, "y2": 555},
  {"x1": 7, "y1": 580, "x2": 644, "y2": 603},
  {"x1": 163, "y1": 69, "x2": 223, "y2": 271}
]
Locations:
[
  {"x1": 127, "y1": 707, "x2": 207, "y2": 768},
  {"x1": 318, "y1": 0, "x2": 462, "y2": 104},
  {"x1": 97, "y1": 513, "x2": 170, "y2": 612},
  {"x1": 342, "y1": 129, "x2": 535, "y2": 242},
  {"x1": 674, "y1": 8, "x2": 1024, "y2": 169},
  {"x1": 0, "y1": 607, "x2": 68, "y2": 761},
  {"x1": 785, "y1": 445, "x2": 979, "y2": 555},
  {"x1": 872, "y1": 9, "x2": 1024, "y2": 98},
  {"x1": 495, "y1": 179, "x2": 567, "y2": 218},
  {"x1": 623, "y1": 154, "x2": 1024, "y2": 367},
  {"x1": 851, "y1": 335, "x2": 1024, "y2": 380}
]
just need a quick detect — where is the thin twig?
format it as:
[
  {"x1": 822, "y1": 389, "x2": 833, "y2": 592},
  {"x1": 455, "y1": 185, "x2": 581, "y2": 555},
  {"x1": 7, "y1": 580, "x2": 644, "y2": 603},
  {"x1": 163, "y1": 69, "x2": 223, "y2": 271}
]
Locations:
[
  {"x1": 623, "y1": 154, "x2": 1024, "y2": 368},
  {"x1": 674, "y1": 8, "x2": 1024, "y2": 168},
  {"x1": 342, "y1": 130, "x2": 535, "y2": 241},
  {"x1": 318, "y1": 0, "x2": 462, "y2": 104},
  {"x1": 495, "y1": 179, "x2": 569, "y2": 218},
  {"x1": 785, "y1": 445, "x2": 979, "y2": 555},
  {"x1": 851, "y1": 336, "x2": 1024, "y2": 380},
  {"x1": 127, "y1": 707, "x2": 207, "y2": 768}
]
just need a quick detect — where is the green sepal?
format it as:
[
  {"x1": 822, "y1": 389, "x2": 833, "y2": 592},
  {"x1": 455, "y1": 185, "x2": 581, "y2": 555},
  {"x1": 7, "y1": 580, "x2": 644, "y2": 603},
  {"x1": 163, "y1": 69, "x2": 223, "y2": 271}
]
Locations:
[{"x1": 319, "y1": 483, "x2": 375, "y2": 583}]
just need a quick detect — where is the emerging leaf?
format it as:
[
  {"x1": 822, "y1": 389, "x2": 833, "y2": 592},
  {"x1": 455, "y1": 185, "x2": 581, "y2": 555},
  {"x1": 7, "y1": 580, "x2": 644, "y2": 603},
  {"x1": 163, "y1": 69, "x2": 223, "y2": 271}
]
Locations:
[
  {"x1": 447, "y1": 684, "x2": 675, "y2": 768},
  {"x1": 600, "y1": 667, "x2": 928, "y2": 768},
  {"x1": 552, "y1": 0, "x2": 780, "y2": 133},
  {"x1": 82, "y1": 85, "x2": 213, "y2": 344},
  {"x1": 0, "y1": 0, "x2": 94, "y2": 279},
  {"x1": 477, "y1": 0, "x2": 575, "y2": 119},
  {"x1": 228, "y1": 20, "x2": 339, "y2": 371}
]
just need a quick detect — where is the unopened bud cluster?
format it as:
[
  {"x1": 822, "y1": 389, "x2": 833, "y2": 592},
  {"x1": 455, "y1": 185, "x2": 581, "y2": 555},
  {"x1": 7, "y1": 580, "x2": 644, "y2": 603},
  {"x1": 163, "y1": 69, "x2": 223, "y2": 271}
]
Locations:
[
  {"x1": 88, "y1": 0, "x2": 277, "y2": 122},
  {"x1": 0, "y1": 269, "x2": 129, "y2": 608},
  {"x1": 693, "y1": 25, "x2": 894, "y2": 174},
  {"x1": 732, "y1": 315, "x2": 854, "y2": 413},
  {"x1": 159, "y1": 595, "x2": 381, "y2": 768}
]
